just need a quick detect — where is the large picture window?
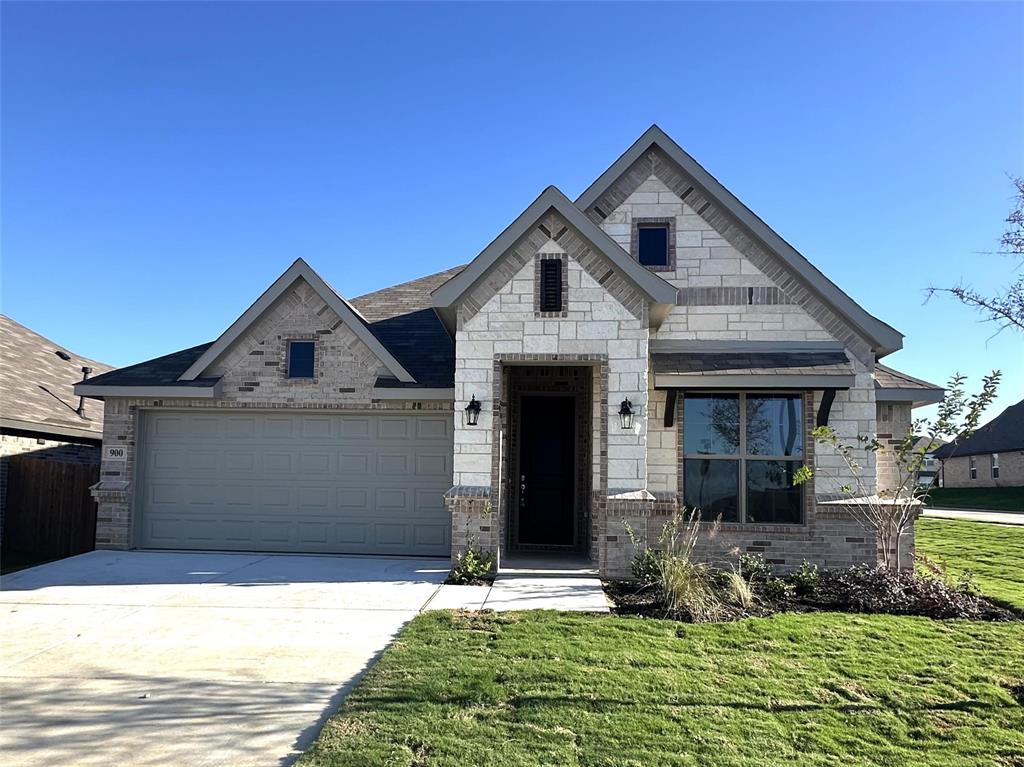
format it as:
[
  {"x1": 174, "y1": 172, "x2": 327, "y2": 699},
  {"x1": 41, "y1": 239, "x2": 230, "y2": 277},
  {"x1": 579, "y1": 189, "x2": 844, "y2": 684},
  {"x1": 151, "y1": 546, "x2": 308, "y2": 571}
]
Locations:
[{"x1": 683, "y1": 393, "x2": 804, "y2": 524}]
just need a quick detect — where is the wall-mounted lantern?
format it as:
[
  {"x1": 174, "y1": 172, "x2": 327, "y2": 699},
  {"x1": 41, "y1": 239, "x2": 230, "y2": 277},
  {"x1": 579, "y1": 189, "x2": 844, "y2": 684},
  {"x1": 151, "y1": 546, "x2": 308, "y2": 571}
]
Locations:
[
  {"x1": 618, "y1": 398, "x2": 635, "y2": 430},
  {"x1": 465, "y1": 395, "x2": 482, "y2": 427}
]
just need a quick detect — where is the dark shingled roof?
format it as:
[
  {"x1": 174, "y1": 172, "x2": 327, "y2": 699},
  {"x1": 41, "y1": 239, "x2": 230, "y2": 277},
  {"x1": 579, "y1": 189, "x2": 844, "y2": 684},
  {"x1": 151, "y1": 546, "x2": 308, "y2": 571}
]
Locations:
[
  {"x1": 82, "y1": 265, "x2": 464, "y2": 391},
  {"x1": 83, "y1": 343, "x2": 217, "y2": 388},
  {"x1": 933, "y1": 398, "x2": 1024, "y2": 459},
  {"x1": 1, "y1": 314, "x2": 113, "y2": 437},
  {"x1": 652, "y1": 350, "x2": 852, "y2": 376}
]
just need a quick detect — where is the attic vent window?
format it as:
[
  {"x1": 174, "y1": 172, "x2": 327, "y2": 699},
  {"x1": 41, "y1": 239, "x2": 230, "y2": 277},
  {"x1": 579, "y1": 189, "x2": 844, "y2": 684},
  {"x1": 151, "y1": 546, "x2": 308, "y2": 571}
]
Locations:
[
  {"x1": 638, "y1": 225, "x2": 669, "y2": 266},
  {"x1": 287, "y1": 340, "x2": 315, "y2": 379},
  {"x1": 539, "y1": 259, "x2": 563, "y2": 312}
]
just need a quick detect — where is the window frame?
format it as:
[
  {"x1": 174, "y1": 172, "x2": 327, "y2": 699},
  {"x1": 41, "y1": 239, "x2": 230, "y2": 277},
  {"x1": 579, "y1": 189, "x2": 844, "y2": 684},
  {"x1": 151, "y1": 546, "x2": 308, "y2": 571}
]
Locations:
[
  {"x1": 631, "y1": 217, "x2": 675, "y2": 272},
  {"x1": 991, "y1": 453, "x2": 999, "y2": 479},
  {"x1": 286, "y1": 339, "x2": 316, "y2": 380},
  {"x1": 682, "y1": 391, "x2": 806, "y2": 525},
  {"x1": 969, "y1": 455, "x2": 977, "y2": 480}
]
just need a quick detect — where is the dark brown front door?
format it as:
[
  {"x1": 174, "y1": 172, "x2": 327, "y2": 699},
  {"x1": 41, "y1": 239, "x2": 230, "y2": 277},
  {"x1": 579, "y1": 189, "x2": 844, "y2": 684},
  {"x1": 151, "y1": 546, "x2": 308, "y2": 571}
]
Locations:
[{"x1": 516, "y1": 395, "x2": 576, "y2": 547}]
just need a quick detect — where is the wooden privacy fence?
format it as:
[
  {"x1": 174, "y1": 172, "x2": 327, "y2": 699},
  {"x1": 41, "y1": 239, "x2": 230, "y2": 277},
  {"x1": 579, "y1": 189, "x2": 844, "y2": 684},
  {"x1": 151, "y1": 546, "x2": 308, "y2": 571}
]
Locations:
[{"x1": 4, "y1": 456, "x2": 99, "y2": 558}]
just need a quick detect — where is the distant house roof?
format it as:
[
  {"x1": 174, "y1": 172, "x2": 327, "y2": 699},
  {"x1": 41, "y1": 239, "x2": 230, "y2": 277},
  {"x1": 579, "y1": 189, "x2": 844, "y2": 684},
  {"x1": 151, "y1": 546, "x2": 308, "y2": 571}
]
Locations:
[
  {"x1": 933, "y1": 398, "x2": 1024, "y2": 459},
  {"x1": 0, "y1": 315, "x2": 113, "y2": 441},
  {"x1": 874, "y1": 363, "x2": 944, "y2": 407}
]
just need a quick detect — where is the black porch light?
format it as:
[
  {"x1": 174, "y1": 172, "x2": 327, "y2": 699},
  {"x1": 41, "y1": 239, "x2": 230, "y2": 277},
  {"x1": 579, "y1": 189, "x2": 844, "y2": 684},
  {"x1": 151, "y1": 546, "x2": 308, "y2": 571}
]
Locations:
[
  {"x1": 618, "y1": 398, "x2": 635, "y2": 430},
  {"x1": 465, "y1": 395, "x2": 482, "y2": 426}
]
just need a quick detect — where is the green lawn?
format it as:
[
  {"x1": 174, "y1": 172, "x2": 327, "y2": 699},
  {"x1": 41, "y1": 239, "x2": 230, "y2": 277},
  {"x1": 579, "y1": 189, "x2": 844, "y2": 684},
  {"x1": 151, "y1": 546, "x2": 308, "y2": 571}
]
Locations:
[
  {"x1": 925, "y1": 486, "x2": 1024, "y2": 512},
  {"x1": 917, "y1": 517, "x2": 1024, "y2": 611},
  {"x1": 299, "y1": 519, "x2": 1024, "y2": 766},
  {"x1": 300, "y1": 610, "x2": 1023, "y2": 766}
]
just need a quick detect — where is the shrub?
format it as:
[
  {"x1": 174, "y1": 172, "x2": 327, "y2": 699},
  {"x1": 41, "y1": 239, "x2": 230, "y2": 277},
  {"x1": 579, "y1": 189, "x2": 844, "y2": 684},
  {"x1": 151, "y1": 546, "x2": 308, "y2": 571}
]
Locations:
[
  {"x1": 738, "y1": 553, "x2": 775, "y2": 585},
  {"x1": 802, "y1": 565, "x2": 1015, "y2": 621},
  {"x1": 448, "y1": 547, "x2": 495, "y2": 585},
  {"x1": 761, "y1": 577, "x2": 795, "y2": 603},
  {"x1": 790, "y1": 561, "x2": 822, "y2": 597}
]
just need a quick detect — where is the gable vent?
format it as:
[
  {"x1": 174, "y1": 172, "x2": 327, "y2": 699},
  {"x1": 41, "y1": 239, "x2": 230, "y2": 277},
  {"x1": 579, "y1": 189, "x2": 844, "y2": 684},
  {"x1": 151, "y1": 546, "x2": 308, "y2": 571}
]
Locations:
[{"x1": 539, "y1": 259, "x2": 563, "y2": 312}]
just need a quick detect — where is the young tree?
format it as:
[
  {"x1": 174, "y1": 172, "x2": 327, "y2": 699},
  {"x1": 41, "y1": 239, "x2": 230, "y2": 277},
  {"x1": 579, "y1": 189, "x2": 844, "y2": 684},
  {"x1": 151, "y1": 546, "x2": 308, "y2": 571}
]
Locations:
[
  {"x1": 927, "y1": 176, "x2": 1024, "y2": 333},
  {"x1": 793, "y1": 371, "x2": 1001, "y2": 570}
]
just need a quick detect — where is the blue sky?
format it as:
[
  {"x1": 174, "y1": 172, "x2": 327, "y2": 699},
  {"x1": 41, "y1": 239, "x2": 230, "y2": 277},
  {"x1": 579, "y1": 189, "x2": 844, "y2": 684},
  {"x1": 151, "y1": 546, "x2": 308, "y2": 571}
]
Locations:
[{"x1": 3, "y1": 2, "x2": 1022, "y2": 423}]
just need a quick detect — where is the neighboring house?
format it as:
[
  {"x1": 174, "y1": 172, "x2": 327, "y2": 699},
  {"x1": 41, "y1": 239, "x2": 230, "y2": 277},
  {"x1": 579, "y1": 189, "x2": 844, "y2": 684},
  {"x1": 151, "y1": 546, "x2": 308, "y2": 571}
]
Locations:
[
  {"x1": 933, "y1": 398, "x2": 1024, "y2": 488},
  {"x1": 75, "y1": 126, "x2": 943, "y2": 576},
  {"x1": 0, "y1": 315, "x2": 113, "y2": 540}
]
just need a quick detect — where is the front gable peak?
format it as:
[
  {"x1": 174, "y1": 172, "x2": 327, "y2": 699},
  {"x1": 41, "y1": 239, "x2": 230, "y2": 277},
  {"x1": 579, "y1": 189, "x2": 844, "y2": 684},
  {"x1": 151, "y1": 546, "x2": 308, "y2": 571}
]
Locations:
[
  {"x1": 577, "y1": 125, "x2": 905, "y2": 358},
  {"x1": 431, "y1": 186, "x2": 677, "y2": 332},
  {"x1": 179, "y1": 259, "x2": 415, "y2": 383}
]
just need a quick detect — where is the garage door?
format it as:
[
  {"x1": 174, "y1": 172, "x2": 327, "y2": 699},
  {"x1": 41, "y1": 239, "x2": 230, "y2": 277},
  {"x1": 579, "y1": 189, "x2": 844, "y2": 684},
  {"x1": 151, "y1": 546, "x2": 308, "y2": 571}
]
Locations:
[{"x1": 136, "y1": 410, "x2": 453, "y2": 555}]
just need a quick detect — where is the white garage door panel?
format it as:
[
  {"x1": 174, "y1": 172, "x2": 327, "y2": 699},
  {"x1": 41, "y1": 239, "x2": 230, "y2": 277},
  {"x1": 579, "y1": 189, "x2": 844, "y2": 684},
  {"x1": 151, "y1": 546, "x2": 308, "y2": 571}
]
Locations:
[{"x1": 138, "y1": 410, "x2": 453, "y2": 555}]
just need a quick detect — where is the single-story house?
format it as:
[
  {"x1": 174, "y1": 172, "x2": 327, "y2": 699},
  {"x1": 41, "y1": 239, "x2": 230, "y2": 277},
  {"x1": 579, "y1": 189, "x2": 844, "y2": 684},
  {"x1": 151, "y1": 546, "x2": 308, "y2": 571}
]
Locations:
[
  {"x1": 75, "y1": 126, "x2": 943, "y2": 576},
  {"x1": 1, "y1": 315, "x2": 113, "y2": 543},
  {"x1": 933, "y1": 398, "x2": 1024, "y2": 488}
]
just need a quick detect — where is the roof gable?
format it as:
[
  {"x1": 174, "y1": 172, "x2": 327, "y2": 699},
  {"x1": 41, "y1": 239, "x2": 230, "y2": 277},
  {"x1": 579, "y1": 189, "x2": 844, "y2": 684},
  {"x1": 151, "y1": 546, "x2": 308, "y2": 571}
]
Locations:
[
  {"x1": 180, "y1": 259, "x2": 415, "y2": 383},
  {"x1": 431, "y1": 186, "x2": 677, "y2": 331},
  {"x1": 576, "y1": 125, "x2": 904, "y2": 358}
]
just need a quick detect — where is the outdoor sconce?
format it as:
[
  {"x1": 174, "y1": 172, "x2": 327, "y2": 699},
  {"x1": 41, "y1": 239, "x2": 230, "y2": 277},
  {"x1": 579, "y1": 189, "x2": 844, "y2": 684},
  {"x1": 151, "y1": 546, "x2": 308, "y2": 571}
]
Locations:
[
  {"x1": 618, "y1": 398, "x2": 635, "y2": 430},
  {"x1": 465, "y1": 395, "x2": 482, "y2": 427}
]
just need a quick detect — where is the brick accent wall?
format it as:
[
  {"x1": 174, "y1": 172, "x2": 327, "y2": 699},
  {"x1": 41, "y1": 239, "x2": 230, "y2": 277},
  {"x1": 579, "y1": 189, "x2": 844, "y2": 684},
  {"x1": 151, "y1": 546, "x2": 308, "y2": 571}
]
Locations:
[{"x1": 876, "y1": 401, "x2": 914, "y2": 496}]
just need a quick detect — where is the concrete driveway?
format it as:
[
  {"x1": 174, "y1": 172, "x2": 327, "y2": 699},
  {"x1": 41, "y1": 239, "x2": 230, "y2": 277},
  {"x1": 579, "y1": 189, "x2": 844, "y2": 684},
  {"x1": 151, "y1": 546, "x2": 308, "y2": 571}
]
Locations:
[{"x1": 0, "y1": 550, "x2": 447, "y2": 767}]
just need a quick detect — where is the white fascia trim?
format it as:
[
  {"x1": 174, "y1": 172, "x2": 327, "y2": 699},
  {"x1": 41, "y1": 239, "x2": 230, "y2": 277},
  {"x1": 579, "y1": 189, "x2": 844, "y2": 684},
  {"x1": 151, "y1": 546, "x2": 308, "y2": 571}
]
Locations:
[
  {"x1": 179, "y1": 259, "x2": 415, "y2": 383},
  {"x1": 370, "y1": 388, "x2": 455, "y2": 400},
  {"x1": 74, "y1": 384, "x2": 221, "y2": 399}
]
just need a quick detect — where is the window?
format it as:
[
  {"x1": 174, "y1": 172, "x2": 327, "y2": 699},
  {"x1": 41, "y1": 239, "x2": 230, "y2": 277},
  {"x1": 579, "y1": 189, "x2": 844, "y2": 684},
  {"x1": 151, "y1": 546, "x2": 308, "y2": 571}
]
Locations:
[
  {"x1": 287, "y1": 340, "x2": 315, "y2": 379},
  {"x1": 637, "y1": 224, "x2": 669, "y2": 267},
  {"x1": 969, "y1": 456, "x2": 977, "y2": 480},
  {"x1": 539, "y1": 258, "x2": 563, "y2": 312},
  {"x1": 683, "y1": 393, "x2": 804, "y2": 524},
  {"x1": 992, "y1": 453, "x2": 999, "y2": 479}
]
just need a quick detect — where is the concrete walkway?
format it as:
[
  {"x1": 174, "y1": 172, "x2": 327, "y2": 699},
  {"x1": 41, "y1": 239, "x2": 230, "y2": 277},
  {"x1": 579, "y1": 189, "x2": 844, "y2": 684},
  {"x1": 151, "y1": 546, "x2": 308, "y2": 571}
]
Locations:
[
  {"x1": 428, "y1": 554, "x2": 609, "y2": 613},
  {"x1": 923, "y1": 507, "x2": 1024, "y2": 525},
  {"x1": 0, "y1": 551, "x2": 447, "y2": 767}
]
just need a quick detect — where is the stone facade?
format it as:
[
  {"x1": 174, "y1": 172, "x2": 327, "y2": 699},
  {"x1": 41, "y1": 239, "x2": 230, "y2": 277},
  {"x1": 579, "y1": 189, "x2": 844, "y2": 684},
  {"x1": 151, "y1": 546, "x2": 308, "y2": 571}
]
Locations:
[
  {"x1": 942, "y1": 451, "x2": 1024, "y2": 489},
  {"x1": 87, "y1": 134, "x2": 917, "y2": 579}
]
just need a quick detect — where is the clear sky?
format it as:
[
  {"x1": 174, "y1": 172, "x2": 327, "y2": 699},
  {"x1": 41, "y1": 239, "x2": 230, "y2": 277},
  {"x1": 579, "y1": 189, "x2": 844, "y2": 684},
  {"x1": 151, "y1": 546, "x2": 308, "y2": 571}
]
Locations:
[{"x1": 2, "y1": 1, "x2": 1022, "y2": 424}]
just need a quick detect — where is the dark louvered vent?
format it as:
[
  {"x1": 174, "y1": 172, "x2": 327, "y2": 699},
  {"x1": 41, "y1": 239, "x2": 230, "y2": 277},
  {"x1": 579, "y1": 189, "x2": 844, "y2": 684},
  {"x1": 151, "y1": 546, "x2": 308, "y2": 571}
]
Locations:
[{"x1": 539, "y1": 259, "x2": 563, "y2": 312}]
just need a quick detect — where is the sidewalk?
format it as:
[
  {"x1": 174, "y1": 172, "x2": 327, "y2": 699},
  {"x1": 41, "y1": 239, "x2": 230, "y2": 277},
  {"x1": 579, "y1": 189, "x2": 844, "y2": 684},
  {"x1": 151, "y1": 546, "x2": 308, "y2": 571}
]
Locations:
[
  {"x1": 923, "y1": 507, "x2": 1024, "y2": 525},
  {"x1": 426, "y1": 554, "x2": 609, "y2": 613}
]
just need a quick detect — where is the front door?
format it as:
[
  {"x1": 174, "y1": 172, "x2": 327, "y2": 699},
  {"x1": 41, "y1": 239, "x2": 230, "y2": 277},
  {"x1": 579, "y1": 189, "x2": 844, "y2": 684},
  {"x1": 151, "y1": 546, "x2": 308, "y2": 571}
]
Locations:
[{"x1": 516, "y1": 395, "x2": 576, "y2": 548}]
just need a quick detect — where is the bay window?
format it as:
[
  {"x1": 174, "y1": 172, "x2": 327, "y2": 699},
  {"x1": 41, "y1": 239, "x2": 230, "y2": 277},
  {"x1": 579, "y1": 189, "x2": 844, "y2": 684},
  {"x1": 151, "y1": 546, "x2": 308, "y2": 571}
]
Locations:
[{"x1": 683, "y1": 393, "x2": 805, "y2": 524}]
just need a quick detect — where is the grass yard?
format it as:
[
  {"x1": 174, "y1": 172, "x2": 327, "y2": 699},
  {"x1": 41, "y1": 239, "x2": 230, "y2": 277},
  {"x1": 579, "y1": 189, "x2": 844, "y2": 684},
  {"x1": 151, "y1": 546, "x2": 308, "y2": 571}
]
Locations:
[
  {"x1": 300, "y1": 518, "x2": 1024, "y2": 767},
  {"x1": 299, "y1": 611, "x2": 1023, "y2": 767},
  {"x1": 925, "y1": 486, "x2": 1024, "y2": 512},
  {"x1": 917, "y1": 517, "x2": 1024, "y2": 611}
]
